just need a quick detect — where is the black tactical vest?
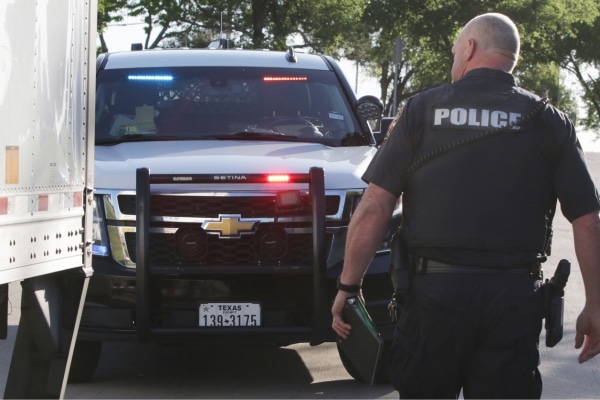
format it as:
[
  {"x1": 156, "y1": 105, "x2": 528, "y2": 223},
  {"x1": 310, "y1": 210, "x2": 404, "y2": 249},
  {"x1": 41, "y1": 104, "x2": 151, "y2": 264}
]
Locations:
[{"x1": 401, "y1": 74, "x2": 556, "y2": 260}]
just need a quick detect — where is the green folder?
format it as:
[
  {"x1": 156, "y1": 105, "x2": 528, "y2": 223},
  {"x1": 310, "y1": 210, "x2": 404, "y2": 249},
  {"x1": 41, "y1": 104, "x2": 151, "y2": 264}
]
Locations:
[{"x1": 337, "y1": 296, "x2": 384, "y2": 385}]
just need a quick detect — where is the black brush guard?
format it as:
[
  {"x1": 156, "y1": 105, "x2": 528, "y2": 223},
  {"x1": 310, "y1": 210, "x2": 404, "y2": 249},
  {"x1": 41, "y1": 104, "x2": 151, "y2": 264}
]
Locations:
[{"x1": 135, "y1": 167, "x2": 329, "y2": 345}]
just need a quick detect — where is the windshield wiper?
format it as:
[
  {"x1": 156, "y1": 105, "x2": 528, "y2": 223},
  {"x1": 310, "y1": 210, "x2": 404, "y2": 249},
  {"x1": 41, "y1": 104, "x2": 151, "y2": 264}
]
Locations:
[
  {"x1": 96, "y1": 134, "x2": 180, "y2": 145},
  {"x1": 211, "y1": 130, "x2": 301, "y2": 141}
]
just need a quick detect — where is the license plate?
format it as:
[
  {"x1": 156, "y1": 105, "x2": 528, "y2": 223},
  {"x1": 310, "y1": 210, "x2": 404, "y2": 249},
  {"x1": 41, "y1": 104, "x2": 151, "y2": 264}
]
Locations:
[{"x1": 199, "y1": 303, "x2": 261, "y2": 327}]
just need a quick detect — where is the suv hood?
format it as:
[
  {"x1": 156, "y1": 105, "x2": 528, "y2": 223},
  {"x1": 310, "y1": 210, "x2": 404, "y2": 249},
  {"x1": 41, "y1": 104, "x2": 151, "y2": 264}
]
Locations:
[{"x1": 95, "y1": 140, "x2": 377, "y2": 191}]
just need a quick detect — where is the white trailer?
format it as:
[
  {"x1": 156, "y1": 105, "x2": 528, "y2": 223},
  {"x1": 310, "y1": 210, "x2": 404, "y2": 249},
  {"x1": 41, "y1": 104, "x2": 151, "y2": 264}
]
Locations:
[{"x1": 0, "y1": 0, "x2": 96, "y2": 398}]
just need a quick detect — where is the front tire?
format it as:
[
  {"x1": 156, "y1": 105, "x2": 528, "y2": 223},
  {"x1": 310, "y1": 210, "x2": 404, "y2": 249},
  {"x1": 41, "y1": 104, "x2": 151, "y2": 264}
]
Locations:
[{"x1": 68, "y1": 340, "x2": 102, "y2": 383}]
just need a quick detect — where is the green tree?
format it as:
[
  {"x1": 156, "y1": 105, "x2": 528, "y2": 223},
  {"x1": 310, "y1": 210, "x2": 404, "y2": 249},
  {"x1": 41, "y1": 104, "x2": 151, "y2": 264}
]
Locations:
[
  {"x1": 97, "y1": 0, "x2": 128, "y2": 53},
  {"x1": 99, "y1": 0, "x2": 600, "y2": 125},
  {"x1": 517, "y1": 63, "x2": 578, "y2": 121},
  {"x1": 100, "y1": 0, "x2": 367, "y2": 51},
  {"x1": 358, "y1": 0, "x2": 482, "y2": 115},
  {"x1": 513, "y1": 0, "x2": 600, "y2": 128},
  {"x1": 98, "y1": 0, "x2": 223, "y2": 50},
  {"x1": 560, "y1": 15, "x2": 600, "y2": 130},
  {"x1": 353, "y1": 0, "x2": 599, "y2": 121}
]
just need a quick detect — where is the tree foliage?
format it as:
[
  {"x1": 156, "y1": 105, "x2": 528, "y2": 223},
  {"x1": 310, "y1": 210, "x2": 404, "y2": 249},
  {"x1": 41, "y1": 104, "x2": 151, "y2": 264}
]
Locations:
[
  {"x1": 359, "y1": 0, "x2": 600, "y2": 119},
  {"x1": 97, "y1": 0, "x2": 128, "y2": 52},
  {"x1": 99, "y1": 0, "x2": 600, "y2": 126},
  {"x1": 98, "y1": 0, "x2": 367, "y2": 52}
]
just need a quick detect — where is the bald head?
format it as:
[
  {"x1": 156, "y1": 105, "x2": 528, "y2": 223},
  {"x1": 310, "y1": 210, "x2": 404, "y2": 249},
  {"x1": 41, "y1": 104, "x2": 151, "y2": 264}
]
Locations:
[
  {"x1": 464, "y1": 13, "x2": 520, "y2": 61},
  {"x1": 451, "y1": 13, "x2": 520, "y2": 81}
]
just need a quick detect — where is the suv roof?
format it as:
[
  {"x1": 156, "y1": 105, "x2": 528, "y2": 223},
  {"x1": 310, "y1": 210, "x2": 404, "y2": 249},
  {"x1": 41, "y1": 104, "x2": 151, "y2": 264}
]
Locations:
[{"x1": 98, "y1": 48, "x2": 332, "y2": 70}]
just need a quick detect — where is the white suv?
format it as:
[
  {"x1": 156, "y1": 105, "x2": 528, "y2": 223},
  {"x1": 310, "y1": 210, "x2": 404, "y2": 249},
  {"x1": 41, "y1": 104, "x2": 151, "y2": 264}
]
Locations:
[{"x1": 72, "y1": 47, "x2": 400, "y2": 383}]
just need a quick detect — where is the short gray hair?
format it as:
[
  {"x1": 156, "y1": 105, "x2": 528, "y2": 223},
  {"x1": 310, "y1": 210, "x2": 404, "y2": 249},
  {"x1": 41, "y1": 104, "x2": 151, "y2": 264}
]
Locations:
[{"x1": 465, "y1": 13, "x2": 520, "y2": 62}]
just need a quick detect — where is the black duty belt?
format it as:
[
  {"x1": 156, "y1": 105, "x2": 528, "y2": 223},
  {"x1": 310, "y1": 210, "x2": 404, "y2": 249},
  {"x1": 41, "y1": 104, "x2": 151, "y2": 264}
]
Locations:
[{"x1": 415, "y1": 257, "x2": 541, "y2": 277}]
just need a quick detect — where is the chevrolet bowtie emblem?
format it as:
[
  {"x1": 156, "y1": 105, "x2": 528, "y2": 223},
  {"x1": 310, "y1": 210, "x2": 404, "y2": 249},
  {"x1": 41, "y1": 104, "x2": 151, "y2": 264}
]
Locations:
[{"x1": 203, "y1": 215, "x2": 258, "y2": 238}]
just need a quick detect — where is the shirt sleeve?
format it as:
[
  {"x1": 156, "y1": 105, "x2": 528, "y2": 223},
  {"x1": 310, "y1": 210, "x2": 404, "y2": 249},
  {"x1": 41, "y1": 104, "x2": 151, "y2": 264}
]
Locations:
[
  {"x1": 551, "y1": 109, "x2": 600, "y2": 222},
  {"x1": 362, "y1": 96, "x2": 422, "y2": 198}
]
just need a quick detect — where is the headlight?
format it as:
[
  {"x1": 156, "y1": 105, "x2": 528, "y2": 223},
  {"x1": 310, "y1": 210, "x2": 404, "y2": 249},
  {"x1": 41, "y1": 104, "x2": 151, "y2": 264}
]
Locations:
[{"x1": 92, "y1": 196, "x2": 110, "y2": 257}]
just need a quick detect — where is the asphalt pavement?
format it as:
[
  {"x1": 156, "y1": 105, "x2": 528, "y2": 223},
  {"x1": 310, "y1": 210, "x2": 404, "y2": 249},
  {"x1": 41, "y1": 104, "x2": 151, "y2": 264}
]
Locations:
[{"x1": 535, "y1": 150, "x2": 600, "y2": 399}]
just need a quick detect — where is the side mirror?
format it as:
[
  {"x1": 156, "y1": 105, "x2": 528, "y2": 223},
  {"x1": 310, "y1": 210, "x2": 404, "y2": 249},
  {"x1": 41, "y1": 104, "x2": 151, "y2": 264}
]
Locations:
[
  {"x1": 356, "y1": 95, "x2": 383, "y2": 121},
  {"x1": 356, "y1": 96, "x2": 384, "y2": 145}
]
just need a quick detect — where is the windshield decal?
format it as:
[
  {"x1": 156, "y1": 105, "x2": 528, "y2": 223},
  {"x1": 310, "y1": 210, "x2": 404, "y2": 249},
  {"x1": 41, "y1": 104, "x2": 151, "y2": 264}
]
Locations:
[{"x1": 329, "y1": 112, "x2": 344, "y2": 121}]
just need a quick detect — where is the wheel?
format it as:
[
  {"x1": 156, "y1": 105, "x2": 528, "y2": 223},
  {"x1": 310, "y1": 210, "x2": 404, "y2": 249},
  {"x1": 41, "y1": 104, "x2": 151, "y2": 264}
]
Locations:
[
  {"x1": 67, "y1": 340, "x2": 103, "y2": 383},
  {"x1": 336, "y1": 339, "x2": 392, "y2": 384}
]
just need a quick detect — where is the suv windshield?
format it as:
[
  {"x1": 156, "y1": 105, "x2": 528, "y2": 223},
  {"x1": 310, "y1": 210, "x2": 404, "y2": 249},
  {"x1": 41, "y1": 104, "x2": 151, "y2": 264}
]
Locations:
[{"x1": 95, "y1": 66, "x2": 370, "y2": 147}]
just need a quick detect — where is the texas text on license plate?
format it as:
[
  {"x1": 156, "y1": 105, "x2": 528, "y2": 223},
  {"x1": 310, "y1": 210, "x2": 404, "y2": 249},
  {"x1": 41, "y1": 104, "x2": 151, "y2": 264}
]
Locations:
[{"x1": 199, "y1": 303, "x2": 261, "y2": 327}]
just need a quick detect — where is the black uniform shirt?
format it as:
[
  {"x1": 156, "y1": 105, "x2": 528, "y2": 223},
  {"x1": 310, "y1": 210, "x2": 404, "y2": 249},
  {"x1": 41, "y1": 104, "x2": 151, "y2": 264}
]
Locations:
[{"x1": 364, "y1": 68, "x2": 600, "y2": 267}]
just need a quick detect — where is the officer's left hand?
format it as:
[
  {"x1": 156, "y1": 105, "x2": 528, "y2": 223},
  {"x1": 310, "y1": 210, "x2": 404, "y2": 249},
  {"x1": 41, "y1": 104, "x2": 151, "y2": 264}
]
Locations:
[{"x1": 575, "y1": 308, "x2": 600, "y2": 363}]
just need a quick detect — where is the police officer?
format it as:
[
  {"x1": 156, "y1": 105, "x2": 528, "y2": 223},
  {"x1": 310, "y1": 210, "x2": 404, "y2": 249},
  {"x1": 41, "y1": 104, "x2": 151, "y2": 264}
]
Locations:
[{"x1": 331, "y1": 13, "x2": 600, "y2": 398}]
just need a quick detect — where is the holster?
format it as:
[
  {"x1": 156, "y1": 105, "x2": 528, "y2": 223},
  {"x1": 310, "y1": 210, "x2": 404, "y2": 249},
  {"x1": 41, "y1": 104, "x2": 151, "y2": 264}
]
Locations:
[
  {"x1": 542, "y1": 259, "x2": 570, "y2": 347},
  {"x1": 388, "y1": 230, "x2": 411, "y2": 321}
]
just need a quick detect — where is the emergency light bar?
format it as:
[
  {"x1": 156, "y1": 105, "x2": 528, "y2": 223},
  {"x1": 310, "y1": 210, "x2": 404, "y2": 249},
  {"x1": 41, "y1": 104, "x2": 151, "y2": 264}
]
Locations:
[
  {"x1": 128, "y1": 74, "x2": 174, "y2": 81},
  {"x1": 263, "y1": 76, "x2": 308, "y2": 82}
]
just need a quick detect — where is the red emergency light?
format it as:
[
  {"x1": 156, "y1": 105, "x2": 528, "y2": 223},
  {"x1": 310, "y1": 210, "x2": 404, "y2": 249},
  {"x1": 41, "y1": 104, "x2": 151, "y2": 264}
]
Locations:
[
  {"x1": 263, "y1": 76, "x2": 308, "y2": 82},
  {"x1": 267, "y1": 174, "x2": 291, "y2": 183}
]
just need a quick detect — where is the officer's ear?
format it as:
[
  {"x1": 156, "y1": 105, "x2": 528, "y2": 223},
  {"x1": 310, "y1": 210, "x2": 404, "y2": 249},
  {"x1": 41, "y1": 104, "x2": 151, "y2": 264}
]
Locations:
[{"x1": 466, "y1": 38, "x2": 477, "y2": 61}]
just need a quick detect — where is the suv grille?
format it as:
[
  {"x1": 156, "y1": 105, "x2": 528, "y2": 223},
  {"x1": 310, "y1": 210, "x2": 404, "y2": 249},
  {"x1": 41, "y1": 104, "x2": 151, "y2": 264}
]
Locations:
[
  {"x1": 125, "y1": 231, "x2": 332, "y2": 266},
  {"x1": 117, "y1": 193, "x2": 340, "y2": 267},
  {"x1": 118, "y1": 194, "x2": 340, "y2": 217}
]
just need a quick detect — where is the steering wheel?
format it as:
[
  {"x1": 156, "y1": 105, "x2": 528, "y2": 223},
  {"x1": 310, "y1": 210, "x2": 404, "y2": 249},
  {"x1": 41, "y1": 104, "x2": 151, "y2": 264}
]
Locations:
[{"x1": 262, "y1": 117, "x2": 324, "y2": 137}]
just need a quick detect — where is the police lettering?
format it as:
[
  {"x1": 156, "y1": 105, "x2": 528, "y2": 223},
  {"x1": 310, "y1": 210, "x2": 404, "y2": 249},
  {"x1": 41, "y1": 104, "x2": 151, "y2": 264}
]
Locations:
[{"x1": 433, "y1": 108, "x2": 521, "y2": 128}]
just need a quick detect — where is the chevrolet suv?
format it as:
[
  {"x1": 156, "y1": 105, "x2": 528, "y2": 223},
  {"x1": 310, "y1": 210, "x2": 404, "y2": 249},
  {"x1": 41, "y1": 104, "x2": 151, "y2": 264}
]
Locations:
[{"x1": 71, "y1": 47, "x2": 400, "y2": 382}]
